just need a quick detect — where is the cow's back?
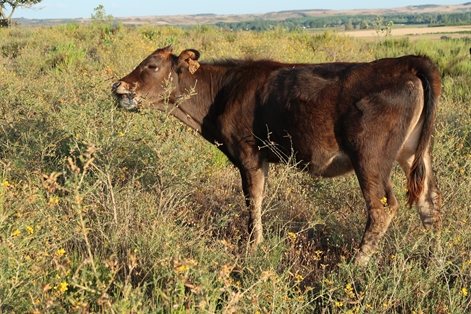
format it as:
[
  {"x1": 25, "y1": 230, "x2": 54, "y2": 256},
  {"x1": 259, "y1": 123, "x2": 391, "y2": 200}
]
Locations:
[{"x1": 255, "y1": 63, "x2": 354, "y2": 168}]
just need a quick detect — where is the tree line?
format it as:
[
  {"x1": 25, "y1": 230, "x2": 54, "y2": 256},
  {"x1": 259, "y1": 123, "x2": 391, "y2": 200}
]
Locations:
[{"x1": 214, "y1": 12, "x2": 471, "y2": 31}]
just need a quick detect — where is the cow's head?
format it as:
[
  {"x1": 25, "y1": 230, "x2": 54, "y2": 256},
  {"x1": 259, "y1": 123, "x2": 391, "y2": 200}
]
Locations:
[{"x1": 112, "y1": 45, "x2": 200, "y2": 110}]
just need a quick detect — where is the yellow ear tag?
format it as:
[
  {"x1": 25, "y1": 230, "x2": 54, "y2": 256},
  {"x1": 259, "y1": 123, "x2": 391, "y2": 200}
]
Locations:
[{"x1": 188, "y1": 59, "x2": 200, "y2": 74}]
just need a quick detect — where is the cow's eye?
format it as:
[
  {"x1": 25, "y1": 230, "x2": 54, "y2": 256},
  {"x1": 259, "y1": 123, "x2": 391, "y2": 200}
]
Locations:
[{"x1": 148, "y1": 64, "x2": 158, "y2": 70}]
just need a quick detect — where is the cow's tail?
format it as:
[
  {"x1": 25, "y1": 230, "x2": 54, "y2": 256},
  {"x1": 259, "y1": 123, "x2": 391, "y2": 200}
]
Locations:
[{"x1": 406, "y1": 55, "x2": 441, "y2": 207}]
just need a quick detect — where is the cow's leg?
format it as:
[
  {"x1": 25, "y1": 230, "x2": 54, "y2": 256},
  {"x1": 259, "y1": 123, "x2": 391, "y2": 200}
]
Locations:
[
  {"x1": 239, "y1": 161, "x2": 269, "y2": 250},
  {"x1": 397, "y1": 148, "x2": 441, "y2": 230},
  {"x1": 347, "y1": 139, "x2": 400, "y2": 265},
  {"x1": 354, "y1": 172, "x2": 399, "y2": 265}
]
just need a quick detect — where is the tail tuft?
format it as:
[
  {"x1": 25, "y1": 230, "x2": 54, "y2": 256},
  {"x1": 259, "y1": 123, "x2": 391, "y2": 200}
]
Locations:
[{"x1": 407, "y1": 157, "x2": 426, "y2": 207}]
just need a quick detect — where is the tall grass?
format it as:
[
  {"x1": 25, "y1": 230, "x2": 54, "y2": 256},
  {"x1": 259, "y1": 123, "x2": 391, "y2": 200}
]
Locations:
[{"x1": 1, "y1": 24, "x2": 470, "y2": 312}]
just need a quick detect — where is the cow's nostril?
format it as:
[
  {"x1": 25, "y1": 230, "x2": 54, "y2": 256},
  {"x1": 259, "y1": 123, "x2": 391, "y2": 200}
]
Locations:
[{"x1": 111, "y1": 81, "x2": 121, "y2": 91}]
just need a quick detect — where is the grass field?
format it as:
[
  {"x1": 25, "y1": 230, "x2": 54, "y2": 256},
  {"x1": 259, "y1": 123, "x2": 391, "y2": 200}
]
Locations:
[
  {"x1": 1, "y1": 23, "x2": 471, "y2": 312},
  {"x1": 343, "y1": 25, "x2": 471, "y2": 40}
]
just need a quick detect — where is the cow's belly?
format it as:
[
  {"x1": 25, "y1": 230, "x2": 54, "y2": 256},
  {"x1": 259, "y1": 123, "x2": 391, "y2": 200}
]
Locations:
[{"x1": 308, "y1": 152, "x2": 354, "y2": 178}]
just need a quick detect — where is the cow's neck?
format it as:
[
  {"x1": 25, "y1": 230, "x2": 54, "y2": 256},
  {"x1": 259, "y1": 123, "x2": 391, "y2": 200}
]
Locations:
[
  {"x1": 171, "y1": 65, "x2": 228, "y2": 145},
  {"x1": 170, "y1": 105, "x2": 205, "y2": 133}
]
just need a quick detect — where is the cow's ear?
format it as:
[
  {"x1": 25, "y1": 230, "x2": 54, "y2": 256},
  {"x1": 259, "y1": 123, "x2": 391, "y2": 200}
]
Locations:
[
  {"x1": 165, "y1": 44, "x2": 174, "y2": 53},
  {"x1": 177, "y1": 49, "x2": 201, "y2": 74},
  {"x1": 151, "y1": 44, "x2": 174, "y2": 56}
]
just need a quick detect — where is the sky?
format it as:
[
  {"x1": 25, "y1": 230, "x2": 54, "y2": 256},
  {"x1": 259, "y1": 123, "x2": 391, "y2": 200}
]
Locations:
[{"x1": 13, "y1": 1, "x2": 466, "y2": 19}]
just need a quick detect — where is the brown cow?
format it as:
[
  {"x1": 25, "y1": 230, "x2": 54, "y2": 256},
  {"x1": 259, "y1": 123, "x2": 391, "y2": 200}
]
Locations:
[{"x1": 112, "y1": 45, "x2": 441, "y2": 265}]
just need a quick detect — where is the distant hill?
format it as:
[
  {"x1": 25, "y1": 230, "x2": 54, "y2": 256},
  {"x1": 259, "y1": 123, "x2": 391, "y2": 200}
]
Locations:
[{"x1": 14, "y1": 3, "x2": 471, "y2": 27}]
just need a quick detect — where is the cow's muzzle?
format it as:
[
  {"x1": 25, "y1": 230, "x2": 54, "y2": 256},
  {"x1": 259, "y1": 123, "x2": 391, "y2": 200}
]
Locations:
[{"x1": 111, "y1": 81, "x2": 141, "y2": 110}]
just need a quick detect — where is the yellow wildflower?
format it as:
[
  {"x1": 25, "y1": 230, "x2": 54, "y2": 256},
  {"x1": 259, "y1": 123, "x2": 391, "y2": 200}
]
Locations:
[
  {"x1": 56, "y1": 248, "x2": 66, "y2": 257},
  {"x1": 58, "y1": 281, "x2": 68, "y2": 294},
  {"x1": 383, "y1": 301, "x2": 392, "y2": 308},
  {"x1": 324, "y1": 278, "x2": 334, "y2": 285},
  {"x1": 288, "y1": 232, "x2": 297, "y2": 239},
  {"x1": 174, "y1": 259, "x2": 197, "y2": 274},
  {"x1": 344, "y1": 283, "x2": 355, "y2": 298},
  {"x1": 285, "y1": 187, "x2": 292, "y2": 196},
  {"x1": 26, "y1": 226, "x2": 34, "y2": 234},
  {"x1": 295, "y1": 273, "x2": 304, "y2": 283},
  {"x1": 380, "y1": 197, "x2": 388, "y2": 204},
  {"x1": 461, "y1": 287, "x2": 468, "y2": 297},
  {"x1": 335, "y1": 301, "x2": 343, "y2": 307},
  {"x1": 1, "y1": 181, "x2": 10, "y2": 188},
  {"x1": 11, "y1": 229, "x2": 20, "y2": 237},
  {"x1": 48, "y1": 196, "x2": 59, "y2": 206},
  {"x1": 175, "y1": 265, "x2": 189, "y2": 273}
]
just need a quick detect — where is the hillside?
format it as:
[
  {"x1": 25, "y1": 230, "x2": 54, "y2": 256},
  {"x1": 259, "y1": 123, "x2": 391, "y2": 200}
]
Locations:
[{"x1": 14, "y1": 3, "x2": 471, "y2": 27}]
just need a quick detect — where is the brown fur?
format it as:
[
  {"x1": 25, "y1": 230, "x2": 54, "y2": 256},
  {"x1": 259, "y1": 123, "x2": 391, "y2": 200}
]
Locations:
[{"x1": 112, "y1": 45, "x2": 442, "y2": 264}]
